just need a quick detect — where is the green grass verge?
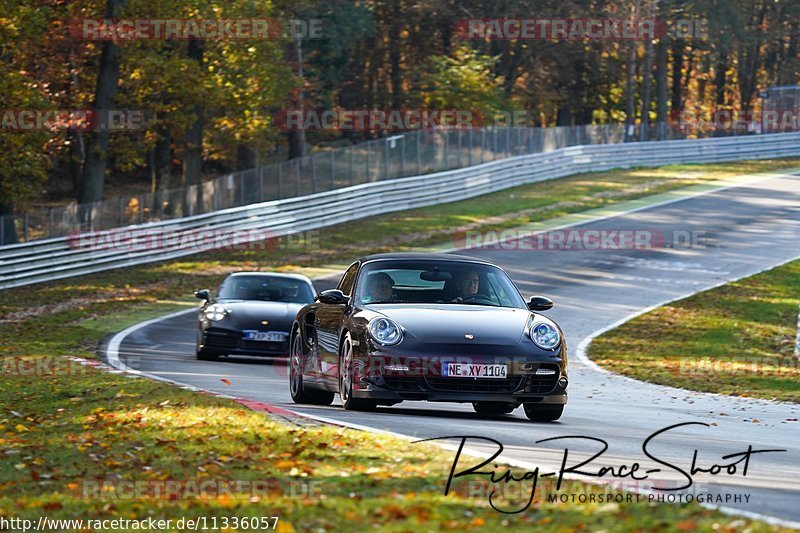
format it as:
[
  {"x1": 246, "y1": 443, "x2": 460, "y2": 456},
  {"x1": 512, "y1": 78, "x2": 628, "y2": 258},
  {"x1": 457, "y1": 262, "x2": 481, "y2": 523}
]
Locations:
[
  {"x1": 589, "y1": 258, "x2": 800, "y2": 403},
  {"x1": 2, "y1": 159, "x2": 799, "y2": 530}
]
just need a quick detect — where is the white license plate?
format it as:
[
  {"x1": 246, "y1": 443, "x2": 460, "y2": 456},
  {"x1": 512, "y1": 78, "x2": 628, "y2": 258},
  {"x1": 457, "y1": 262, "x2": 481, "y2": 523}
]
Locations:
[
  {"x1": 442, "y1": 363, "x2": 508, "y2": 379},
  {"x1": 243, "y1": 331, "x2": 286, "y2": 342}
]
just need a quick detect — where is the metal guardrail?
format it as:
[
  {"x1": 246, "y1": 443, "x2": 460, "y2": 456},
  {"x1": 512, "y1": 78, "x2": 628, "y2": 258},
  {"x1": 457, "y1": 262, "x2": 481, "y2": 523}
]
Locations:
[{"x1": 1, "y1": 132, "x2": 799, "y2": 290}]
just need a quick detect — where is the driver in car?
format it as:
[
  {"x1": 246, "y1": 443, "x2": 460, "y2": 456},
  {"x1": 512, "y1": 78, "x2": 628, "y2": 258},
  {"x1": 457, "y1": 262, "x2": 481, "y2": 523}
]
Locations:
[
  {"x1": 365, "y1": 272, "x2": 395, "y2": 302},
  {"x1": 451, "y1": 270, "x2": 480, "y2": 303}
]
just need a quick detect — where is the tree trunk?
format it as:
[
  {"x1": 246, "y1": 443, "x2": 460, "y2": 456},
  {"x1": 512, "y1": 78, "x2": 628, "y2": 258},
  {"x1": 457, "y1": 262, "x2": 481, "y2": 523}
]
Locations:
[
  {"x1": 389, "y1": 0, "x2": 403, "y2": 109},
  {"x1": 639, "y1": 22, "x2": 655, "y2": 141},
  {"x1": 714, "y1": 50, "x2": 728, "y2": 107},
  {"x1": 153, "y1": 125, "x2": 173, "y2": 216},
  {"x1": 288, "y1": 35, "x2": 306, "y2": 159},
  {"x1": 669, "y1": 40, "x2": 685, "y2": 124},
  {"x1": 624, "y1": 0, "x2": 640, "y2": 141},
  {"x1": 183, "y1": 38, "x2": 204, "y2": 216},
  {"x1": 655, "y1": 34, "x2": 668, "y2": 138},
  {"x1": 236, "y1": 145, "x2": 257, "y2": 171},
  {"x1": 79, "y1": 0, "x2": 125, "y2": 211}
]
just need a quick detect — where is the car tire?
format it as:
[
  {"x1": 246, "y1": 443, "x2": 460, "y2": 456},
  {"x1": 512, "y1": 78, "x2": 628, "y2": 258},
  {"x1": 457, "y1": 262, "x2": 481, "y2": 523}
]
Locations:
[
  {"x1": 339, "y1": 333, "x2": 376, "y2": 411},
  {"x1": 196, "y1": 348, "x2": 220, "y2": 361},
  {"x1": 472, "y1": 402, "x2": 517, "y2": 415},
  {"x1": 523, "y1": 404, "x2": 564, "y2": 422},
  {"x1": 289, "y1": 331, "x2": 334, "y2": 405}
]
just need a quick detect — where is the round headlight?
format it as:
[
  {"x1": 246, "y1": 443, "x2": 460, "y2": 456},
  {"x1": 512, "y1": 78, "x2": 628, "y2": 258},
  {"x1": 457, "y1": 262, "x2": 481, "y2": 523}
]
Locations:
[
  {"x1": 530, "y1": 321, "x2": 560, "y2": 350},
  {"x1": 368, "y1": 317, "x2": 403, "y2": 346},
  {"x1": 204, "y1": 304, "x2": 228, "y2": 321}
]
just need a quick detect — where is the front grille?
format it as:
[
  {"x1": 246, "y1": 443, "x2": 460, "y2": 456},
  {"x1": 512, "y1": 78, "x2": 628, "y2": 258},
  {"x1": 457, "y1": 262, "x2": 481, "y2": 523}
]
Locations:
[
  {"x1": 524, "y1": 364, "x2": 560, "y2": 394},
  {"x1": 424, "y1": 376, "x2": 524, "y2": 393},
  {"x1": 240, "y1": 340, "x2": 289, "y2": 352},
  {"x1": 381, "y1": 377, "x2": 424, "y2": 391},
  {"x1": 205, "y1": 333, "x2": 239, "y2": 349}
]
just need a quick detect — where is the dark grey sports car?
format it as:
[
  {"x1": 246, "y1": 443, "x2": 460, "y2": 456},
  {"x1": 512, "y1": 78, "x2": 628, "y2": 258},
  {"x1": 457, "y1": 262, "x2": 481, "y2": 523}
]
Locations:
[
  {"x1": 289, "y1": 253, "x2": 568, "y2": 421},
  {"x1": 195, "y1": 272, "x2": 315, "y2": 360}
]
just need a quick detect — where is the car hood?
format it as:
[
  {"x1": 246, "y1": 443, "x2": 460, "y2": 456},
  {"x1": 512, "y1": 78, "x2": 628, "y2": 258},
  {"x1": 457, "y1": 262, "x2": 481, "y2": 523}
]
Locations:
[
  {"x1": 370, "y1": 304, "x2": 531, "y2": 345},
  {"x1": 217, "y1": 300, "x2": 303, "y2": 330}
]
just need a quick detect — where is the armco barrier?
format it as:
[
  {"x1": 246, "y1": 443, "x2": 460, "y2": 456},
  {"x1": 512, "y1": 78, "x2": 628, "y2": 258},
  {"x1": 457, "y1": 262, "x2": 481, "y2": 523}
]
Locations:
[{"x1": 1, "y1": 132, "x2": 800, "y2": 290}]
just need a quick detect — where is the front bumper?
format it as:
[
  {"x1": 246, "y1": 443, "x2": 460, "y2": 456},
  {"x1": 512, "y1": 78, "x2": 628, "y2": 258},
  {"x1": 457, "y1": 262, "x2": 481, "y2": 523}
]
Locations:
[
  {"x1": 200, "y1": 327, "x2": 290, "y2": 357},
  {"x1": 352, "y1": 362, "x2": 568, "y2": 404}
]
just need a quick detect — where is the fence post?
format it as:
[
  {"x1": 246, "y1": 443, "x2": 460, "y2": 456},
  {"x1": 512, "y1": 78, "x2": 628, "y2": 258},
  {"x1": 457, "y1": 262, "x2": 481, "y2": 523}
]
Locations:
[
  {"x1": 23, "y1": 212, "x2": 29, "y2": 242},
  {"x1": 443, "y1": 131, "x2": 449, "y2": 169},
  {"x1": 239, "y1": 172, "x2": 245, "y2": 205},
  {"x1": 416, "y1": 130, "x2": 421, "y2": 175},
  {"x1": 277, "y1": 161, "x2": 283, "y2": 200},
  {"x1": 311, "y1": 155, "x2": 317, "y2": 193},
  {"x1": 48, "y1": 207, "x2": 54, "y2": 238},
  {"x1": 330, "y1": 150, "x2": 336, "y2": 190},
  {"x1": 118, "y1": 197, "x2": 125, "y2": 227},
  {"x1": 349, "y1": 144, "x2": 354, "y2": 186},
  {"x1": 400, "y1": 135, "x2": 405, "y2": 177},
  {"x1": 383, "y1": 139, "x2": 389, "y2": 180},
  {"x1": 468, "y1": 128, "x2": 473, "y2": 166},
  {"x1": 365, "y1": 142, "x2": 370, "y2": 182},
  {"x1": 795, "y1": 305, "x2": 800, "y2": 359},
  {"x1": 258, "y1": 166, "x2": 264, "y2": 201},
  {"x1": 1, "y1": 214, "x2": 4, "y2": 245},
  {"x1": 295, "y1": 158, "x2": 301, "y2": 196}
]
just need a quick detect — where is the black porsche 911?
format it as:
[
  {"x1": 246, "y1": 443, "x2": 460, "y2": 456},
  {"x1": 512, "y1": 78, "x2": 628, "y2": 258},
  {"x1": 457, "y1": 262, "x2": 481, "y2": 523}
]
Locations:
[
  {"x1": 289, "y1": 253, "x2": 568, "y2": 422},
  {"x1": 194, "y1": 272, "x2": 316, "y2": 360}
]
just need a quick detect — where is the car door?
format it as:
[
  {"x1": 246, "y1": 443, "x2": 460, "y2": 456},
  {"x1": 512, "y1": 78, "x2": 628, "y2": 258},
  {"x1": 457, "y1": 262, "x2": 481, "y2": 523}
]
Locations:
[{"x1": 316, "y1": 262, "x2": 359, "y2": 385}]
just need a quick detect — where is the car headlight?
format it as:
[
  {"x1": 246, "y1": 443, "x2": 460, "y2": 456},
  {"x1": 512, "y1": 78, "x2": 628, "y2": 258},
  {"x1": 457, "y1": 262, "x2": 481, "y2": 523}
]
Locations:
[
  {"x1": 368, "y1": 317, "x2": 403, "y2": 346},
  {"x1": 204, "y1": 304, "x2": 228, "y2": 321},
  {"x1": 530, "y1": 321, "x2": 560, "y2": 350}
]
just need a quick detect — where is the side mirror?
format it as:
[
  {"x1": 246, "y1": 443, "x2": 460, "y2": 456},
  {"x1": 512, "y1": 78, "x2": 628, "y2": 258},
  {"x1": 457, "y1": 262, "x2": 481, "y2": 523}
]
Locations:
[
  {"x1": 194, "y1": 289, "x2": 211, "y2": 300},
  {"x1": 528, "y1": 295, "x2": 554, "y2": 311},
  {"x1": 317, "y1": 289, "x2": 349, "y2": 305}
]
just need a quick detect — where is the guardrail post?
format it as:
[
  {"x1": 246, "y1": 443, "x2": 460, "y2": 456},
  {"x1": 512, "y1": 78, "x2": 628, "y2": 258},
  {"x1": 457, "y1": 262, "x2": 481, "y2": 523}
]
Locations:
[
  {"x1": 23, "y1": 212, "x2": 29, "y2": 242},
  {"x1": 1, "y1": 214, "x2": 4, "y2": 245}
]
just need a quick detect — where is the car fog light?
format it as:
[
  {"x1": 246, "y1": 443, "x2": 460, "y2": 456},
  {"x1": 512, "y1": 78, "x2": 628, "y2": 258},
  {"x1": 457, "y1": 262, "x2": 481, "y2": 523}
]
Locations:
[
  {"x1": 385, "y1": 364, "x2": 409, "y2": 371},
  {"x1": 558, "y1": 377, "x2": 568, "y2": 388},
  {"x1": 535, "y1": 368, "x2": 557, "y2": 375}
]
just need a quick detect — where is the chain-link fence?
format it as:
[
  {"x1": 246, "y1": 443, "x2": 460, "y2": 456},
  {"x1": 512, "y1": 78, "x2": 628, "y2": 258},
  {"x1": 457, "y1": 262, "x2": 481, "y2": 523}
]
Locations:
[
  {"x1": 0, "y1": 121, "x2": 755, "y2": 245},
  {"x1": 762, "y1": 86, "x2": 800, "y2": 134}
]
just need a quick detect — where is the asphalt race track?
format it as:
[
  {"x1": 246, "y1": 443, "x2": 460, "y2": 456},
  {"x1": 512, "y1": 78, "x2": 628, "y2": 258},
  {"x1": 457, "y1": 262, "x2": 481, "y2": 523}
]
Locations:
[{"x1": 107, "y1": 172, "x2": 800, "y2": 524}]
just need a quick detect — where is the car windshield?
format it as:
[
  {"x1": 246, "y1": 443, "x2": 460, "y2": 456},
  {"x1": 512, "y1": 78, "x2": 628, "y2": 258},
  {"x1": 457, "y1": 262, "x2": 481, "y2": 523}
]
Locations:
[
  {"x1": 356, "y1": 260, "x2": 527, "y2": 309},
  {"x1": 218, "y1": 275, "x2": 314, "y2": 303}
]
